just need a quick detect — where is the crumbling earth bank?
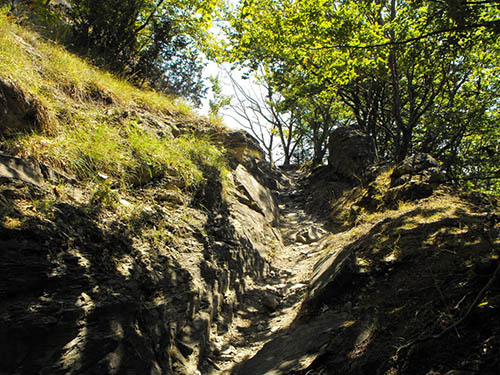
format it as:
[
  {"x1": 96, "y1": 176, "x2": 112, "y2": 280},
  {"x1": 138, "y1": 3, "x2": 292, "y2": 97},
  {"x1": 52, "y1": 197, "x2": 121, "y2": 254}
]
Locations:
[{"x1": 0, "y1": 133, "x2": 283, "y2": 375}]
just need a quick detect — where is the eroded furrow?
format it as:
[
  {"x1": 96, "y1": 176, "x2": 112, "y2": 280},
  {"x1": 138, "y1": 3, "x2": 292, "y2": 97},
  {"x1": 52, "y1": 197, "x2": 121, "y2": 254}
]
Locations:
[{"x1": 204, "y1": 170, "x2": 329, "y2": 375}]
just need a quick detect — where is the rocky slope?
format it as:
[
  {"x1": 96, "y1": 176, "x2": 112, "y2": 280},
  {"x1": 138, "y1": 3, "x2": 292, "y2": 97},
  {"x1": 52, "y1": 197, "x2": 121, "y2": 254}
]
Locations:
[
  {"x1": 231, "y1": 155, "x2": 500, "y2": 375},
  {"x1": 3, "y1": 127, "x2": 500, "y2": 375},
  {"x1": 1, "y1": 13, "x2": 500, "y2": 375},
  {"x1": 0, "y1": 130, "x2": 283, "y2": 375}
]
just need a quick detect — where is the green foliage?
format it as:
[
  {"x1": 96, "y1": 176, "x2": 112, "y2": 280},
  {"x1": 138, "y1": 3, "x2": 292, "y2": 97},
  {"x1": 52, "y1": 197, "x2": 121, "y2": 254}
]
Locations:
[
  {"x1": 68, "y1": 0, "x2": 222, "y2": 103},
  {"x1": 208, "y1": 75, "x2": 231, "y2": 119},
  {"x1": 0, "y1": 10, "x2": 191, "y2": 118},
  {"x1": 224, "y1": 0, "x2": 500, "y2": 192},
  {"x1": 89, "y1": 179, "x2": 119, "y2": 211}
]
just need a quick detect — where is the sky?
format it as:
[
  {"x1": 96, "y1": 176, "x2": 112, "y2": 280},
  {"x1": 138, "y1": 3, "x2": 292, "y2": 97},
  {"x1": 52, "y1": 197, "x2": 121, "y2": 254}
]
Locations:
[
  {"x1": 197, "y1": 61, "x2": 286, "y2": 163},
  {"x1": 198, "y1": 61, "x2": 256, "y2": 130}
]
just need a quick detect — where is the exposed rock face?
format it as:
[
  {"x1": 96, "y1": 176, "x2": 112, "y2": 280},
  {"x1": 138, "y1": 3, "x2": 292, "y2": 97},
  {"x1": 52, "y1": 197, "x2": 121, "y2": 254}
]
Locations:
[
  {"x1": 233, "y1": 164, "x2": 279, "y2": 225},
  {"x1": 327, "y1": 127, "x2": 375, "y2": 179},
  {"x1": 302, "y1": 240, "x2": 357, "y2": 312},
  {"x1": 220, "y1": 131, "x2": 265, "y2": 164},
  {"x1": 175, "y1": 124, "x2": 266, "y2": 165},
  {"x1": 0, "y1": 141, "x2": 282, "y2": 375},
  {"x1": 0, "y1": 78, "x2": 51, "y2": 134}
]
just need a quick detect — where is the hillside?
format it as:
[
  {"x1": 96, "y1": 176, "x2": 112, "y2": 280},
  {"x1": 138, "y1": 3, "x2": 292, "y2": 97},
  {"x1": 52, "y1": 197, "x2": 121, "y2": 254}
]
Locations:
[{"x1": 1, "y1": 9, "x2": 500, "y2": 375}]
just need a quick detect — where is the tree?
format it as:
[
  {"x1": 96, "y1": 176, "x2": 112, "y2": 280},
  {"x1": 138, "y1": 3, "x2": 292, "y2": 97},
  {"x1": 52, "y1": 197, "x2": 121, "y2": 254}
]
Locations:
[
  {"x1": 225, "y1": 0, "x2": 500, "y2": 171},
  {"x1": 223, "y1": 67, "x2": 304, "y2": 165},
  {"x1": 226, "y1": 0, "x2": 386, "y2": 163},
  {"x1": 69, "y1": 0, "x2": 221, "y2": 103},
  {"x1": 224, "y1": 70, "x2": 278, "y2": 163}
]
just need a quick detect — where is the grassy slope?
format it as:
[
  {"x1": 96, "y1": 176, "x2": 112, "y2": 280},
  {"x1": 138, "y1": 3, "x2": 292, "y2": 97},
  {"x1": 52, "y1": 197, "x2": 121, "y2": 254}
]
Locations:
[{"x1": 0, "y1": 8, "x2": 227, "y2": 193}]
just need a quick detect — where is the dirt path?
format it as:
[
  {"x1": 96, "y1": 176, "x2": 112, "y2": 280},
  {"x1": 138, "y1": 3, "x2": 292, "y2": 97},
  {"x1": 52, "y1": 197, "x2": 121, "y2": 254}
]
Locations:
[{"x1": 203, "y1": 170, "x2": 329, "y2": 375}]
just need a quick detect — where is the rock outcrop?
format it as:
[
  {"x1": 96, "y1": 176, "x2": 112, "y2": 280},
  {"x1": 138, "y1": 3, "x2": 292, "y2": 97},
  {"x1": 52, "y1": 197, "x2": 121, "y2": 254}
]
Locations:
[
  {"x1": 0, "y1": 133, "x2": 282, "y2": 375},
  {"x1": 390, "y1": 152, "x2": 444, "y2": 187},
  {"x1": 386, "y1": 152, "x2": 446, "y2": 202},
  {"x1": 327, "y1": 127, "x2": 376, "y2": 179}
]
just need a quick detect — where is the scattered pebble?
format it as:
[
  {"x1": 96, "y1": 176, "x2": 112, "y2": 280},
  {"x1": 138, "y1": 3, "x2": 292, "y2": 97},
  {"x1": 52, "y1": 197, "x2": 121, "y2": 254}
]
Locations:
[
  {"x1": 262, "y1": 293, "x2": 280, "y2": 310},
  {"x1": 289, "y1": 283, "x2": 307, "y2": 292}
]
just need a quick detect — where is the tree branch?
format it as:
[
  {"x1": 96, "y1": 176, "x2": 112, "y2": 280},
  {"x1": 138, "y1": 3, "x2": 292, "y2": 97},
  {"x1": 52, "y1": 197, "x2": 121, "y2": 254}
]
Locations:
[
  {"x1": 309, "y1": 21, "x2": 500, "y2": 51},
  {"x1": 135, "y1": 0, "x2": 165, "y2": 34}
]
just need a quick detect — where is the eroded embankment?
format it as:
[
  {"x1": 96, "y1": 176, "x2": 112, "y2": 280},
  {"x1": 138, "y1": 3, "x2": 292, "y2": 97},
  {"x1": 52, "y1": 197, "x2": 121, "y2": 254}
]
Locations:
[
  {"x1": 0, "y1": 130, "x2": 290, "y2": 375},
  {"x1": 2, "y1": 112, "x2": 500, "y2": 375},
  {"x1": 233, "y1": 159, "x2": 500, "y2": 375}
]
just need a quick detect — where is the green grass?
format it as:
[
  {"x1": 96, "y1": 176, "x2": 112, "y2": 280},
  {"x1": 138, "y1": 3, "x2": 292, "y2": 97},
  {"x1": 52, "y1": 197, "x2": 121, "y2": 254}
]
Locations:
[
  {"x1": 0, "y1": 9, "x2": 190, "y2": 117},
  {"x1": 16, "y1": 121, "x2": 228, "y2": 189},
  {"x1": 0, "y1": 9, "x2": 228, "y2": 192}
]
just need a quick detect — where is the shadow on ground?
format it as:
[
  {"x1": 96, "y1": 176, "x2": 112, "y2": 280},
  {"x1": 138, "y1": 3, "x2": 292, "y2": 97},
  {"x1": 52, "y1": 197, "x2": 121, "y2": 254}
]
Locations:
[
  {"x1": 229, "y1": 199, "x2": 500, "y2": 375},
  {"x1": 0, "y1": 161, "x2": 274, "y2": 374}
]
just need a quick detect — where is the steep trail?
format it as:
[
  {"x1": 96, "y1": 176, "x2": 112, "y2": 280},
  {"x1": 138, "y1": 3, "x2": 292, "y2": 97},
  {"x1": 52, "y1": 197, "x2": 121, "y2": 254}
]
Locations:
[{"x1": 204, "y1": 169, "x2": 329, "y2": 375}]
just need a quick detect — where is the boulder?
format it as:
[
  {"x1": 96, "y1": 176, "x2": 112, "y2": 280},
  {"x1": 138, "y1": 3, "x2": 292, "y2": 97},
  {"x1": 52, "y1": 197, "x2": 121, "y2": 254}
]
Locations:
[{"x1": 327, "y1": 127, "x2": 375, "y2": 179}]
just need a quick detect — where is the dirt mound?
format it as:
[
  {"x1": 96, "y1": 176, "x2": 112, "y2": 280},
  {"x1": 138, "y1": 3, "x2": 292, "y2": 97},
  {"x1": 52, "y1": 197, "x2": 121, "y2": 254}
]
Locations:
[{"x1": 293, "y1": 171, "x2": 500, "y2": 374}]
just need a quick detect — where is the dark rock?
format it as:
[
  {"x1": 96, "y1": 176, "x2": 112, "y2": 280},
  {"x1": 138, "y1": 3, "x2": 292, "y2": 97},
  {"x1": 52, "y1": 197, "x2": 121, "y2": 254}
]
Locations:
[
  {"x1": 473, "y1": 257, "x2": 499, "y2": 275},
  {"x1": 262, "y1": 293, "x2": 280, "y2": 311},
  {"x1": 327, "y1": 127, "x2": 376, "y2": 179},
  {"x1": 177, "y1": 340, "x2": 195, "y2": 358},
  {"x1": 385, "y1": 153, "x2": 446, "y2": 203},
  {"x1": 385, "y1": 181, "x2": 434, "y2": 203},
  {"x1": 233, "y1": 311, "x2": 350, "y2": 375},
  {"x1": 302, "y1": 245, "x2": 358, "y2": 313},
  {"x1": 392, "y1": 153, "x2": 440, "y2": 178},
  {"x1": 244, "y1": 159, "x2": 286, "y2": 191},
  {"x1": 0, "y1": 78, "x2": 52, "y2": 134},
  {"x1": 391, "y1": 153, "x2": 445, "y2": 187},
  {"x1": 0, "y1": 153, "x2": 44, "y2": 186}
]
